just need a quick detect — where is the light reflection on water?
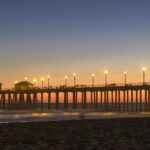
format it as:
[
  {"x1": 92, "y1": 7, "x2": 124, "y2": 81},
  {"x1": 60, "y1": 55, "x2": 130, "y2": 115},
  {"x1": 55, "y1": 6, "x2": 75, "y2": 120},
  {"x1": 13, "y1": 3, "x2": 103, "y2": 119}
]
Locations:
[{"x1": 0, "y1": 111, "x2": 149, "y2": 124}]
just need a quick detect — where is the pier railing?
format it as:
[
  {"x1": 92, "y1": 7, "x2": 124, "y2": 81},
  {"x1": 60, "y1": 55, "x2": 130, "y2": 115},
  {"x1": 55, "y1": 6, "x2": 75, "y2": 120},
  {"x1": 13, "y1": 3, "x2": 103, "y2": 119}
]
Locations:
[{"x1": 3, "y1": 82, "x2": 150, "y2": 92}]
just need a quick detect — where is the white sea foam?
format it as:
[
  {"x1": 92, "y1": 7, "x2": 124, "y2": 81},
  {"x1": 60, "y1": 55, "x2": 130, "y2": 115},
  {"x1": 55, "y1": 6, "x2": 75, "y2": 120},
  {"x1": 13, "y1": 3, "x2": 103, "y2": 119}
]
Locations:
[{"x1": 0, "y1": 112, "x2": 150, "y2": 123}]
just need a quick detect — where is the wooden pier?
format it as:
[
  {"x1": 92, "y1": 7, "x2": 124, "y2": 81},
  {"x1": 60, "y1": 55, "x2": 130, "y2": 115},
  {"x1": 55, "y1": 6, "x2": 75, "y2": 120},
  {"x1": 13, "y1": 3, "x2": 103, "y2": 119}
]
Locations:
[{"x1": 0, "y1": 83, "x2": 150, "y2": 112}]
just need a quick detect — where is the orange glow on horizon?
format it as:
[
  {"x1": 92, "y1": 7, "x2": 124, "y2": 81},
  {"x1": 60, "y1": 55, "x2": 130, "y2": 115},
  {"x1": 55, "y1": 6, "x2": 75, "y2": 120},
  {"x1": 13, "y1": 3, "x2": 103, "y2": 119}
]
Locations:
[{"x1": 1, "y1": 67, "x2": 150, "y2": 89}]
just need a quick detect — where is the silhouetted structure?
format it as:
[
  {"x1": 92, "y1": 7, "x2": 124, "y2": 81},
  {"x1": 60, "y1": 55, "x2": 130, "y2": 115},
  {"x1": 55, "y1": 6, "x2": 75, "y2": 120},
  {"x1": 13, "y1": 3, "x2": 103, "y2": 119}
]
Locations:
[
  {"x1": 0, "y1": 83, "x2": 150, "y2": 112},
  {"x1": 15, "y1": 81, "x2": 34, "y2": 91}
]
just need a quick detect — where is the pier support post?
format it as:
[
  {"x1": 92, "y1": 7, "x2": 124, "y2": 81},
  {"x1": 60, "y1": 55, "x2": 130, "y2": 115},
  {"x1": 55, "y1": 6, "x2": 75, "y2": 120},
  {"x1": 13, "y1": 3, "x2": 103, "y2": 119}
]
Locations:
[
  {"x1": 127, "y1": 90, "x2": 129, "y2": 112},
  {"x1": 48, "y1": 92, "x2": 51, "y2": 110},
  {"x1": 131, "y1": 90, "x2": 134, "y2": 112},
  {"x1": 33, "y1": 93, "x2": 38, "y2": 111},
  {"x1": 83, "y1": 91, "x2": 87, "y2": 109},
  {"x1": 64, "y1": 92, "x2": 68, "y2": 109},
  {"x1": 19, "y1": 94, "x2": 25, "y2": 110},
  {"x1": 123, "y1": 90, "x2": 126, "y2": 111},
  {"x1": 148, "y1": 90, "x2": 150, "y2": 112},
  {"x1": 118, "y1": 90, "x2": 120, "y2": 112},
  {"x1": 140, "y1": 90, "x2": 142, "y2": 112},
  {"x1": 115, "y1": 90, "x2": 117, "y2": 112},
  {"x1": 75, "y1": 92, "x2": 78, "y2": 108},
  {"x1": 73, "y1": 91, "x2": 76, "y2": 109},
  {"x1": 94, "y1": 91, "x2": 96, "y2": 109},
  {"x1": 14, "y1": 93, "x2": 18, "y2": 110},
  {"x1": 66, "y1": 92, "x2": 68, "y2": 108},
  {"x1": 104, "y1": 91, "x2": 107, "y2": 112},
  {"x1": 95, "y1": 91, "x2": 98, "y2": 109},
  {"x1": 82, "y1": 92, "x2": 84, "y2": 109},
  {"x1": 26, "y1": 93, "x2": 32, "y2": 110},
  {"x1": 2, "y1": 93, "x2": 6, "y2": 109},
  {"x1": 145, "y1": 90, "x2": 147, "y2": 112},
  {"x1": 8, "y1": 93, "x2": 11, "y2": 111},
  {"x1": 41, "y1": 92, "x2": 44, "y2": 110},
  {"x1": 56, "y1": 92, "x2": 59, "y2": 110},
  {"x1": 136, "y1": 90, "x2": 138, "y2": 112},
  {"x1": 111, "y1": 91, "x2": 114, "y2": 111},
  {"x1": 100, "y1": 91, "x2": 103, "y2": 112},
  {"x1": 106, "y1": 90, "x2": 109, "y2": 112},
  {"x1": 0, "y1": 94, "x2": 2, "y2": 109},
  {"x1": 90, "y1": 91, "x2": 93, "y2": 110}
]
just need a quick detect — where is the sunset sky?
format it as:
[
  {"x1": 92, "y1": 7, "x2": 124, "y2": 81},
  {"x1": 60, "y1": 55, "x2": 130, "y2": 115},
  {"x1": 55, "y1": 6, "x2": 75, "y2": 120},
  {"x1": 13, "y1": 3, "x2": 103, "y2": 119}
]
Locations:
[{"x1": 0, "y1": 0, "x2": 150, "y2": 88}]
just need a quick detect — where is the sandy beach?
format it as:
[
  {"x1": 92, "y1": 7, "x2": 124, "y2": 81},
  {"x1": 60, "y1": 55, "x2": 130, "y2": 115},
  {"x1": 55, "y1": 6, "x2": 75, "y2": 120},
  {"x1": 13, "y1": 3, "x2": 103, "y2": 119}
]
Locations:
[{"x1": 0, "y1": 116, "x2": 149, "y2": 149}]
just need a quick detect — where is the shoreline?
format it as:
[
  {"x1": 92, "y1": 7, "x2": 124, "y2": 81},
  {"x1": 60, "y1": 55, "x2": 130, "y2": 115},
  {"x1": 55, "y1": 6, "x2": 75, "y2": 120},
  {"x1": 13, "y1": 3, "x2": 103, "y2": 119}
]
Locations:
[{"x1": 0, "y1": 111, "x2": 150, "y2": 123}]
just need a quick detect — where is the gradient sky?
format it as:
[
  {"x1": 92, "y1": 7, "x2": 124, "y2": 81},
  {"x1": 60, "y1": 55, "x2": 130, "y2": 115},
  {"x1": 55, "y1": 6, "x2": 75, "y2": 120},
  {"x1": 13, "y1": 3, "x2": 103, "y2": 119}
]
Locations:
[{"x1": 1, "y1": 0, "x2": 150, "y2": 88}]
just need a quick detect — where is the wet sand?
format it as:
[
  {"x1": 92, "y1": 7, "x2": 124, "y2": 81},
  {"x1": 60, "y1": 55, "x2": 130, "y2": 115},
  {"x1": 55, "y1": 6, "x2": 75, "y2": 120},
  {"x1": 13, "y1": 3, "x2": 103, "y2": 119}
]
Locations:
[
  {"x1": 0, "y1": 117, "x2": 150, "y2": 150},
  {"x1": 0, "y1": 111, "x2": 150, "y2": 123}
]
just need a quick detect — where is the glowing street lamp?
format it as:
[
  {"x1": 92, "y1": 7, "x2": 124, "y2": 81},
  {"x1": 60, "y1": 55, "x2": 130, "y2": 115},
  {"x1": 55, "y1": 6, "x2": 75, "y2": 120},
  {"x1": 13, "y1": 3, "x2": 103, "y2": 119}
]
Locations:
[
  {"x1": 104, "y1": 70, "x2": 108, "y2": 86},
  {"x1": 142, "y1": 67, "x2": 146, "y2": 85},
  {"x1": 14, "y1": 80, "x2": 18, "y2": 90},
  {"x1": 41, "y1": 77, "x2": 45, "y2": 89},
  {"x1": 33, "y1": 79, "x2": 37, "y2": 88},
  {"x1": 47, "y1": 75, "x2": 50, "y2": 89},
  {"x1": 24, "y1": 77, "x2": 28, "y2": 81},
  {"x1": 15, "y1": 80, "x2": 18, "y2": 84},
  {"x1": 73, "y1": 73, "x2": 76, "y2": 87},
  {"x1": 64, "y1": 75, "x2": 68, "y2": 87},
  {"x1": 124, "y1": 71, "x2": 127, "y2": 85},
  {"x1": 91, "y1": 74, "x2": 95, "y2": 87}
]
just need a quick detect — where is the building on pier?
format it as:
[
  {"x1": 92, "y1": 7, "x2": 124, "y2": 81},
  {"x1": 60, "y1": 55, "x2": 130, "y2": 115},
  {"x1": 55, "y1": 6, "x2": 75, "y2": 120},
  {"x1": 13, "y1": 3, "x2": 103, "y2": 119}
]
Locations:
[
  {"x1": 15, "y1": 81, "x2": 34, "y2": 90},
  {"x1": 0, "y1": 83, "x2": 2, "y2": 91}
]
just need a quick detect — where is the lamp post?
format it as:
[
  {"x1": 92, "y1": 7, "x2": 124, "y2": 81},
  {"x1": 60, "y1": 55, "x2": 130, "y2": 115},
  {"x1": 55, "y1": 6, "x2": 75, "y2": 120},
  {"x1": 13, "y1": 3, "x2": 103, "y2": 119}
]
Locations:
[
  {"x1": 73, "y1": 73, "x2": 76, "y2": 87},
  {"x1": 41, "y1": 77, "x2": 45, "y2": 89},
  {"x1": 142, "y1": 67, "x2": 146, "y2": 85},
  {"x1": 47, "y1": 75, "x2": 50, "y2": 89},
  {"x1": 124, "y1": 71, "x2": 127, "y2": 85},
  {"x1": 64, "y1": 76, "x2": 68, "y2": 87},
  {"x1": 104, "y1": 70, "x2": 108, "y2": 86},
  {"x1": 91, "y1": 74, "x2": 95, "y2": 87}
]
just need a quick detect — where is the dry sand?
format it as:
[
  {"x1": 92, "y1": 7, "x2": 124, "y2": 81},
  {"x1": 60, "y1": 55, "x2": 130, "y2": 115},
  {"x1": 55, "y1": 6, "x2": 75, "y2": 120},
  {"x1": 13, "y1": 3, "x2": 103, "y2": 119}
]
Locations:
[{"x1": 0, "y1": 117, "x2": 149, "y2": 150}]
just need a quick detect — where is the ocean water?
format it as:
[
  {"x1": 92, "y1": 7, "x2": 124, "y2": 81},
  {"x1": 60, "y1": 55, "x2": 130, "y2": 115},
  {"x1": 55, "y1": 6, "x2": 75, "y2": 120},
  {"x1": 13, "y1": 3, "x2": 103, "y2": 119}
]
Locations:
[
  {"x1": 0, "y1": 103, "x2": 149, "y2": 112},
  {"x1": 0, "y1": 110, "x2": 150, "y2": 123},
  {"x1": 0, "y1": 102, "x2": 149, "y2": 123}
]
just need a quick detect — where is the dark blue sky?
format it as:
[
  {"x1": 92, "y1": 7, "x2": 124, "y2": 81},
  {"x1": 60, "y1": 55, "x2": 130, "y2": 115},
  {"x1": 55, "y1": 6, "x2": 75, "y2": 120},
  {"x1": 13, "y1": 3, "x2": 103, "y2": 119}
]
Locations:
[{"x1": 0, "y1": 0, "x2": 150, "y2": 87}]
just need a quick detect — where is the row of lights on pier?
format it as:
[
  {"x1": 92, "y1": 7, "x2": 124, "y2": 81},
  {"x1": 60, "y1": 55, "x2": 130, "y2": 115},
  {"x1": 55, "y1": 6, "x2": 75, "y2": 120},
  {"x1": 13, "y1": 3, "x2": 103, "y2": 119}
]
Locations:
[{"x1": 14, "y1": 67, "x2": 147, "y2": 88}]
